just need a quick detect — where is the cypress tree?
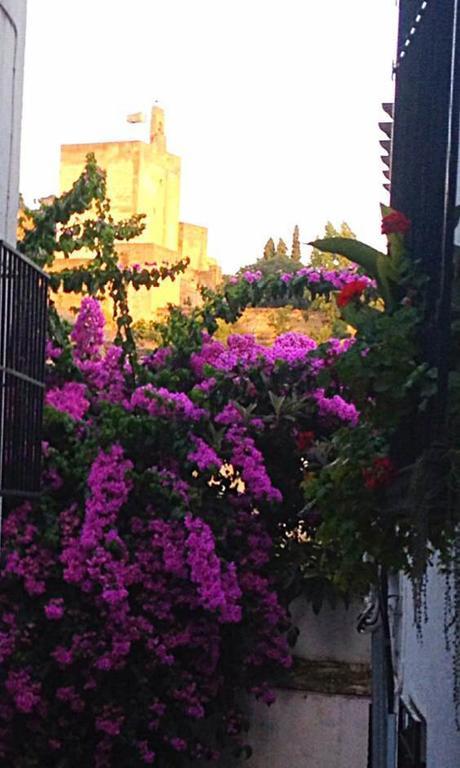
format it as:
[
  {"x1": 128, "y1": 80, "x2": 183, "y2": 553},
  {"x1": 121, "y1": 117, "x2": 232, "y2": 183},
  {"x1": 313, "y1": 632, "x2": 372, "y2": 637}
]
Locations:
[
  {"x1": 276, "y1": 238, "x2": 288, "y2": 258},
  {"x1": 291, "y1": 225, "x2": 301, "y2": 261},
  {"x1": 263, "y1": 238, "x2": 276, "y2": 260}
]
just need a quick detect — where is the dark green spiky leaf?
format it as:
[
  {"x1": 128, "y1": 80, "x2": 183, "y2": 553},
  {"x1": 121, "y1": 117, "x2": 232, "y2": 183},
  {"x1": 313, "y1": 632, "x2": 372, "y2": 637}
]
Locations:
[{"x1": 309, "y1": 238, "x2": 384, "y2": 278}]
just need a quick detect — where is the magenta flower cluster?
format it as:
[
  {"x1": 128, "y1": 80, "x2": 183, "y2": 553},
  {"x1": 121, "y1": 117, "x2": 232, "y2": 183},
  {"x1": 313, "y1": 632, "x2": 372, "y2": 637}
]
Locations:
[
  {"x1": 187, "y1": 437, "x2": 221, "y2": 471},
  {"x1": 45, "y1": 381, "x2": 89, "y2": 420},
  {"x1": 77, "y1": 345, "x2": 127, "y2": 404},
  {"x1": 238, "y1": 265, "x2": 375, "y2": 292},
  {"x1": 225, "y1": 423, "x2": 283, "y2": 503},
  {"x1": 191, "y1": 331, "x2": 320, "y2": 377},
  {"x1": 185, "y1": 515, "x2": 242, "y2": 622},
  {"x1": 130, "y1": 385, "x2": 205, "y2": 421},
  {"x1": 70, "y1": 296, "x2": 105, "y2": 359},
  {"x1": 314, "y1": 388, "x2": 360, "y2": 427}
]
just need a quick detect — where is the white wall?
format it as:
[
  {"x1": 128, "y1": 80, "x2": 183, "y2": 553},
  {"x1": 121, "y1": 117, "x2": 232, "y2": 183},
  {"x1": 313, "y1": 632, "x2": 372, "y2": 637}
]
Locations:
[
  {"x1": 290, "y1": 596, "x2": 371, "y2": 664},
  {"x1": 199, "y1": 600, "x2": 371, "y2": 768},
  {"x1": 396, "y1": 565, "x2": 460, "y2": 767},
  {"x1": 246, "y1": 690, "x2": 369, "y2": 768},
  {"x1": 0, "y1": 0, "x2": 27, "y2": 243},
  {"x1": 243, "y1": 599, "x2": 370, "y2": 768}
]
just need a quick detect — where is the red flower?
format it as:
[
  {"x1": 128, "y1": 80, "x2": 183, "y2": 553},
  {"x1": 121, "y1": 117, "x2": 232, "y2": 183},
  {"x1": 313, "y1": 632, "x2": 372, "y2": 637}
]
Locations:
[
  {"x1": 381, "y1": 211, "x2": 411, "y2": 235},
  {"x1": 362, "y1": 457, "x2": 395, "y2": 490},
  {"x1": 296, "y1": 431, "x2": 315, "y2": 452},
  {"x1": 336, "y1": 279, "x2": 368, "y2": 308}
]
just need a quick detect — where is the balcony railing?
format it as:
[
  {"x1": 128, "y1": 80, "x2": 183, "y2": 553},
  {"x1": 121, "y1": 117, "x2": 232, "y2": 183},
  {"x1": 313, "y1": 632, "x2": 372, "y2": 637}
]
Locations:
[{"x1": 0, "y1": 240, "x2": 48, "y2": 498}]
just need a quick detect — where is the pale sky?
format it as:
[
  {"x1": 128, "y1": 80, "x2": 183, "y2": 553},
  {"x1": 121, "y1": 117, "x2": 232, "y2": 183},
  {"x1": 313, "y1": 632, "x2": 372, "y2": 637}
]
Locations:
[{"x1": 20, "y1": 0, "x2": 399, "y2": 273}]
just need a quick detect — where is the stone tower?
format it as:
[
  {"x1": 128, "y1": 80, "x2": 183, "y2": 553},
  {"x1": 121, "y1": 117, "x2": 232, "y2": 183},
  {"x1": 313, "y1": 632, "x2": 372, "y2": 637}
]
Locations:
[
  {"x1": 53, "y1": 105, "x2": 221, "y2": 323},
  {"x1": 150, "y1": 105, "x2": 167, "y2": 152}
]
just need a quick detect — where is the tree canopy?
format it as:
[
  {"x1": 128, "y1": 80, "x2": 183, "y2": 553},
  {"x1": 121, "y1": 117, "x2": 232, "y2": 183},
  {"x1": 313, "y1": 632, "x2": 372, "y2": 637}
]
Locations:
[
  {"x1": 310, "y1": 221, "x2": 356, "y2": 270},
  {"x1": 263, "y1": 238, "x2": 276, "y2": 260},
  {"x1": 291, "y1": 225, "x2": 301, "y2": 261}
]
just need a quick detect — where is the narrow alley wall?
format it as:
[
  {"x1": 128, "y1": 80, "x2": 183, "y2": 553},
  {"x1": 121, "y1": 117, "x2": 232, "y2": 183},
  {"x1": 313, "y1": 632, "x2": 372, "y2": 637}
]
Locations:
[
  {"x1": 0, "y1": 0, "x2": 27, "y2": 243},
  {"x1": 394, "y1": 564, "x2": 460, "y2": 768},
  {"x1": 202, "y1": 599, "x2": 371, "y2": 768}
]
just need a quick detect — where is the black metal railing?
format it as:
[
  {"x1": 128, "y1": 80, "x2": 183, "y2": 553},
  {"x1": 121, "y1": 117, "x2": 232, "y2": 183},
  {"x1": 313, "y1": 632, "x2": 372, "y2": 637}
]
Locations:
[{"x1": 0, "y1": 240, "x2": 48, "y2": 497}]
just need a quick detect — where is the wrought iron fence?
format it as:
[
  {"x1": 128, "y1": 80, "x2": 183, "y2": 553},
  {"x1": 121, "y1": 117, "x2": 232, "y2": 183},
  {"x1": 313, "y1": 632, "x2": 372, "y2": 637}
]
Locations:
[{"x1": 0, "y1": 240, "x2": 48, "y2": 498}]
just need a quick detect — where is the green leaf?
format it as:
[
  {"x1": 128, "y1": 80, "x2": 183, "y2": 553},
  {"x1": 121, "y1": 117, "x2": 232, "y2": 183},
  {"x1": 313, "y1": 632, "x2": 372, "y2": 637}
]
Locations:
[
  {"x1": 339, "y1": 302, "x2": 382, "y2": 328},
  {"x1": 375, "y1": 253, "x2": 396, "y2": 310},
  {"x1": 268, "y1": 391, "x2": 286, "y2": 418},
  {"x1": 309, "y1": 238, "x2": 384, "y2": 279},
  {"x1": 380, "y1": 203, "x2": 392, "y2": 220}
]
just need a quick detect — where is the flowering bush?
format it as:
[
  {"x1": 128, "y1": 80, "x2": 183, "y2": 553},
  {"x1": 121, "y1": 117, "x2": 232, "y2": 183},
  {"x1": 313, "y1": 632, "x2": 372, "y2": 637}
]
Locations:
[
  {"x1": 0, "y1": 282, "x2": 396, "y2": 766},
  {"x1": 221, "y1": 264, "x2": 376, "y2": 312},
  {"x1": 3, "y1": 201, "x2": 455, "y2": 764},
  {"x1": 1, "y1": 309, "x2": 305, "y2": 766}
]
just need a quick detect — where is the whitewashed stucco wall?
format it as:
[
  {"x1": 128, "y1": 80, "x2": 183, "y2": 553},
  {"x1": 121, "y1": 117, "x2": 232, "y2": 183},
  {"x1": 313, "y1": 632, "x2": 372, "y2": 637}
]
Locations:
[
  {"x1": 203, "y1": 599, "x2": 371, "y2": 768},
  {"x1": 0, "y1": 0, "x2": 27, "y2": 243},
  {"x1": 395, "y1": 565, "x2": 460, "y2": 768},
  {"x1": 244, "y1": 599, "x2": 370, "y2": 768},
  {"x1": 245, "y1": 689, "x2": 369, "y2": 768},
  {"x1": 290, "y1": 596, "x2": 371, "y2": 664}
]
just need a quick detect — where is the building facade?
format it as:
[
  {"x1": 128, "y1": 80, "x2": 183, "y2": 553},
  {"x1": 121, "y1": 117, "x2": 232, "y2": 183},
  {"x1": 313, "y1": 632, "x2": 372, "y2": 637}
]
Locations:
[
  {"x1": 52, "y1": 106, "x2": 221, "y2": 324},
  {"x1": 0, "y1": 0, "x2": 27, "y2": 243}
]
